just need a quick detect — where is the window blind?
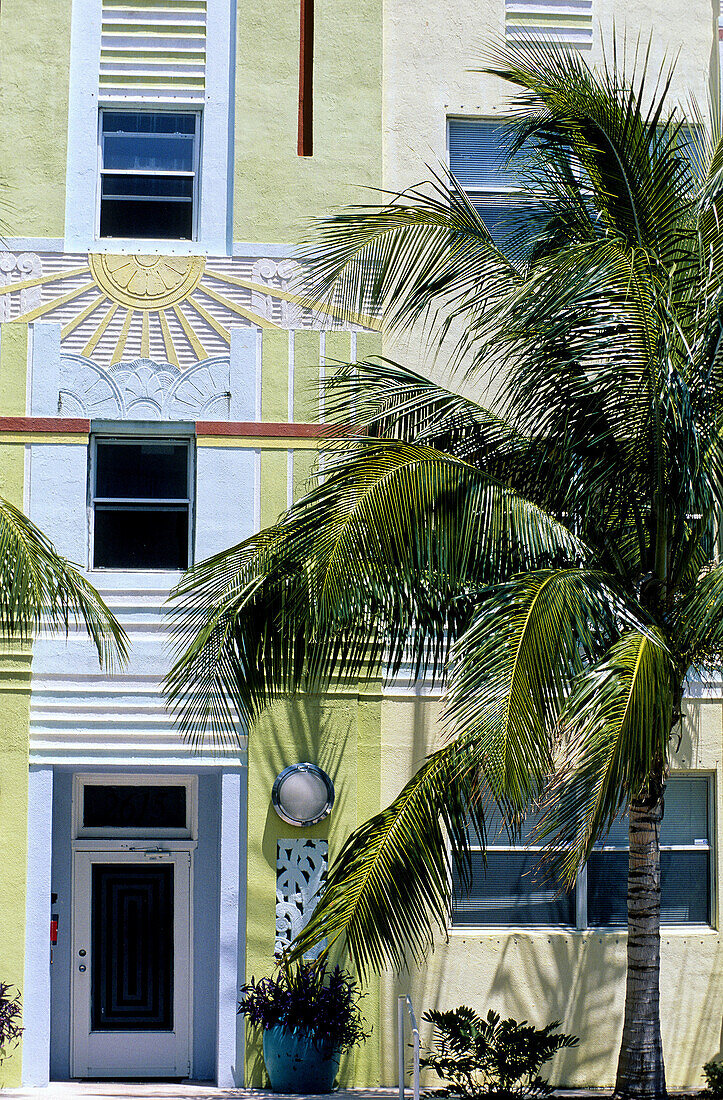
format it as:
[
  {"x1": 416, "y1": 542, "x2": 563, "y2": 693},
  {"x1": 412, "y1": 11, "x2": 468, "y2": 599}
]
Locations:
[{"x1": 448, "y1": 120, "x2": 524, "y2": 191}]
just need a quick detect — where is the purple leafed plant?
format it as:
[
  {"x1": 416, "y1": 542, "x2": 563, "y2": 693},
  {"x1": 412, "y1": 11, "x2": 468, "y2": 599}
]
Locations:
[
  {"x1": 0, "y1": 983, "x2": 22, "y2": 1065},
  {"x1": 238, "y1": 959, "x2": 370, "y2": 1055}
]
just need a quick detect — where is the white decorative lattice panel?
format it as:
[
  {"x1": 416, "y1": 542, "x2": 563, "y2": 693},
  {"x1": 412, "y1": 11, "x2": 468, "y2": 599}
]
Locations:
[
  {"x1": 505, "y1": 0, "x2": 592, "y2": 47},
  {"x1": 276, "y1": 838, "x2": 328, "y2": 958},
  {"x1": 100, "y1": 0, "x2": 207, "y2": 102}
]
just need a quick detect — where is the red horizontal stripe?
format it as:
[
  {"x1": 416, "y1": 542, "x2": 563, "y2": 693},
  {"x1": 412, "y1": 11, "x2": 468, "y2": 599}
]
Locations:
[
  {"x1": 0, "y1": 416, "x2": 90, "y2": 433},
  {"x1": 0, "y1": 417, "x2": 351, "y2": 439},
  {"x1": 196, "y1": 421, "x2": 349, "y2": 438}
]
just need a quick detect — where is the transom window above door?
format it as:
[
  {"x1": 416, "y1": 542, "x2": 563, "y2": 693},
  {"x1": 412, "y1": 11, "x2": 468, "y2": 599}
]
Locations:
[
  {"x1": 99, "y1": 111, "x2": 200, "y2": 240},
  {"x1": 74, "y1": 775, "x2": 197, "y2": 839},
  {"x1": 90, "y1": 436, "x2": 193, "y2": 571}
]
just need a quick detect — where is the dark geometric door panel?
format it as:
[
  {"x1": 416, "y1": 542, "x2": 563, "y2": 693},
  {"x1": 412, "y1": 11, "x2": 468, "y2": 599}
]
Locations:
[{"x1": 91, "y1": 864, "x2": 174, "y2": 1031}]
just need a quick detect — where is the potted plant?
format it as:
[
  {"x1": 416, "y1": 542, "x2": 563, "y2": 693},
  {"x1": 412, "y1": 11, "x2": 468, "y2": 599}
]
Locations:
[
  {"x1": 0, "y1": 982, "x2": 22, "y2": 1068},
  {"x1": 238, "y1": 959, "x2": 370, "y2": 1092}
]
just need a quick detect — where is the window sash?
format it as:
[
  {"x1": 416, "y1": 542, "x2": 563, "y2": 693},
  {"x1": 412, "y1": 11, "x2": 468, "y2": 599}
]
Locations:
[
  {"x1": 90, "y1": 437, "x2": 194, "y2": 571},
  {"x1": 452, "y1": 776, "x2": 713, "y2": 930},
  {"x1": 97, "y1": 109, "x2": 201, "y2": 241}
]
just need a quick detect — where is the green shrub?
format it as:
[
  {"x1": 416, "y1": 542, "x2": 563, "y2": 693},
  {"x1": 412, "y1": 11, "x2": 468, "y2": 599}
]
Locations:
[
  {"x1": 0, "y1": 983, "x2": 22, "y2": 1065},
  {"x1": 703, "y1": 1058, "x2": 723, "y2": 1097},
  {"x1": 420, "y1": 1005, "x2": 578, "y2": 1099}
]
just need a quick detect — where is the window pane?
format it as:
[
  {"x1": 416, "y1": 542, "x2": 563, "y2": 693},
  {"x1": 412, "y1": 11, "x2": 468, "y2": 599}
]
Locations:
[
  {"x1": 593, "y1": 777, "x2": 710, "y2": 849},
  {"x1": 452, "y1": 852, "x2": 574, "y2": 926},
  {"x1": 449, "y1": 119, "x2": 533, "y2": 190},
  {"x1": 100, "y1": 199, "x2": 193, "y2": 240},
  {"x1": 661, "y1": 850, "x2": 710, "y2": 923},
  {"x1": 101, "y1": 176, "x2": 194, "y2": 201},
  {"x1": 99, "y1": 112, "x2": 197, "y2": 241},
  {"x1": 103, "y1": 134, "x2": 195, "y2": 173},
  {"x1": 474, "y1": 800, "x2": 548, "y2": 846},
  {"x1": 660, "y1": 778, "x2": 709, "y2": 846},
  {"x1": 84, "y1": 785, "x2": 187, "y2": 829},
  {"x1": 96, "y1": 443, "x2": 188, "y2": 500},
  {"x1": 102, "y1": 111, "x2": 196, "y2": 136},
  {"x1": 94, "y1": 506, "x2": 189, "y2": 570},
  {"x1": 588, "y1": 850, "x2": 711, "y2": 925},
  {"x1": 588, "y1": 851, "x2": 628, "y2": 926}
]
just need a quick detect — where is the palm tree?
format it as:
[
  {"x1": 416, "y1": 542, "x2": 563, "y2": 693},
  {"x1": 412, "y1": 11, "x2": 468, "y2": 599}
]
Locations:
[
  {"x1": 166, "y1": 42, "x2": 723, "y2": 1099},
  {"x1": 0, "y1": 495, "x2": 127, "y2": 664}
]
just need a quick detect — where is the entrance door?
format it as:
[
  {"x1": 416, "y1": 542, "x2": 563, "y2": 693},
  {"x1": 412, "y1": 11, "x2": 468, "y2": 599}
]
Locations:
[{"x1": 71, "y1": 850, "x2": 192, "y2": 1078}]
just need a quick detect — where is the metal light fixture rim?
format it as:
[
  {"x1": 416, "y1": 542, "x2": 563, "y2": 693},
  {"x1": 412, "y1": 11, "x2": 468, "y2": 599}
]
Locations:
[{"x1": 271, "y1": 761, "x2": 335, "y2": 827}]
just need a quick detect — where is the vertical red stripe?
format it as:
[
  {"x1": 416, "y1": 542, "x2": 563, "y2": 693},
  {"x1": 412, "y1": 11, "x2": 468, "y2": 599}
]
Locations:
[{"x1": 298, "y1": 0, "x2": 314, "y2": 156}]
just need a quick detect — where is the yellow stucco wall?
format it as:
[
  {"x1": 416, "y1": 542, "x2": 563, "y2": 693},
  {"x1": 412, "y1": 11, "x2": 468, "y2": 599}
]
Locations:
[
  {"x1": 375, "y1": 692, "x2": 723, "y2": 1090},
  {"x1": 0, "y1": 428, "x2": 32, "y2": 1087},
  {"x1": 233, "y1": 0, "x2": 383, "y2": 244},
  {"x1": 245, "y1": 687, "x2": 384, "y2": 1087},
  {"x1": 0, "y1": 0, "x2": 71, "y2": 240}
]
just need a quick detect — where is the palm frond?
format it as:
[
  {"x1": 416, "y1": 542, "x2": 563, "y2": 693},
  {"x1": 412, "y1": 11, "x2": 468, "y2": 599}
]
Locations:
[
  {"x1": 672, "y1": 559, "x2": 723, "y2": 664},
  {"x1": 166, "y1": 442, "x2": 585, "y2": 745},
  {"x1": 294, "y1": 170, "x2": 518, "y2": 349},
  {"x1": 484, "y1": 38, "x2": 695, "y2": 254},
  {"x1": 288, "y1": 745, "x2": 482, "y2": 975},
  {"x1": 0, "y1": 496, "x2": 128, "y2": 667},
  {"x1": 443, "y1": 570, "x2": 649, "y2": 814},
  {"x1": 537, "y1": 628, "x2": 673, "y2": 884}
]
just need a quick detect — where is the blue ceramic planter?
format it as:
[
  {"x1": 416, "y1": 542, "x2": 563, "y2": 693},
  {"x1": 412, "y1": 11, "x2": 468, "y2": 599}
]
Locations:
[{"x1": 262, "y1": 1024, "x2": 341, "y2": 1092}]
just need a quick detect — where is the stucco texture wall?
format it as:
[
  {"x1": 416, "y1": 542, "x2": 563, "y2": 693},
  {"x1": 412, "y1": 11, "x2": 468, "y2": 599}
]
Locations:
[
  {"x1": 0, "y1": 0, "x2": 70, "y2": 239},
  {"x1": 375, "y1": 693, "x2": 723, "y2": 1090},
  {"x1": 383, "y1": 0, "x2": 716, "y2": 200},
  {"x1": 245, "y1": 686, "x2": 383, "y2": 1087},
  {"x1": 233, "y1": 0, "x2": 383, "y2": 244},
  {"x1": 0, "y1": 407, "x2": 32, "y2": 1086}
]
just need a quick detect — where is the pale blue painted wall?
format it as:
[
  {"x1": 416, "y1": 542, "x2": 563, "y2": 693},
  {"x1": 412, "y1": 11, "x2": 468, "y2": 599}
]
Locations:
[{"x1": 49, "y1": 767, "x2": 224, "y2": 1080}]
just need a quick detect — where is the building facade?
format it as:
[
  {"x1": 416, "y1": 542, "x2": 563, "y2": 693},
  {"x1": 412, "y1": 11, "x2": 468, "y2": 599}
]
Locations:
[{"x1": 0, "y1": 0, "x2": 721, "y2": 1090}]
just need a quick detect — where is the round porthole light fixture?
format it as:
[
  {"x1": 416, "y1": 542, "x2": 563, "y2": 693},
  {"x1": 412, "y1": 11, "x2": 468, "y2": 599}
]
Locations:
[{"x1": 271, "y1": 763, "x2": 335, "y2": 827}]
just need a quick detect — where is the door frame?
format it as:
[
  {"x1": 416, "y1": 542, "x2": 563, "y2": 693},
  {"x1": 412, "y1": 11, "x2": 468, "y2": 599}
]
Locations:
[{"x1": 70, "y1": 846, "x2": 194, "y2": 1079}]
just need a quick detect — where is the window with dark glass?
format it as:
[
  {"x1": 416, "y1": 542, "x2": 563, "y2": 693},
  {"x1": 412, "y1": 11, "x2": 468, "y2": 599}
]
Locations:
[
  {"x1": 83, "y1": 785, "x2": 187, "y2": 830},
  {"x1": 92, "y1": 438, "x2": 192, "y2": 570},
  {"x1": 99, "y1": 111, "x2": 199, "y2": 239},
  {"x1": 451, "y1": 776, "x2": 712, "y2": 929}
]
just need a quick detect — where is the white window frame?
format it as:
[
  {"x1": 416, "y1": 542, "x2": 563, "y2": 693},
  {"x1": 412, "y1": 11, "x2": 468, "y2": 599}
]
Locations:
[
  {"x1": 96, "y1": 107, "x2": 202, "y2": 243},
  {"x1": 451, "y1": 773, "x2": 715, "y2": 932},
  {"x1": 72, "y1": 773, "x2": 198, "y2": 842},
  {"x1": 89, "y1": 432, "x2": 195, "y2": 572}
]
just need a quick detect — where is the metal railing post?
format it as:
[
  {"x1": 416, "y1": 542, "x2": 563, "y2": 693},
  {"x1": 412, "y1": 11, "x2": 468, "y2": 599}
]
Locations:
[
  {"x1": 398, "y1": 995, "x2": 405, "y2": 1100},
  {"x1": 398, "y1": 993, "x2": 420, "y2": 1100}
]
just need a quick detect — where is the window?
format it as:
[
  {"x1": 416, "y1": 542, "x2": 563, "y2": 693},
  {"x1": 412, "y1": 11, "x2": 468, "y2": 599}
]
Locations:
[
  {"x1": 91, "y1": 437, "x2": 193, "y2": 570},
  {"x1": 448, "y1": 118, "x2": 533, "y2": 248},
  {"x1": 74, "y1": 774, "x2": 197, "y2": 839},
  {"x1": 451, "y1": 776, "x2": 713, "y2": 928},
  {"x1": 99, "y1": 111, "x2": 200, "y2": 240}
]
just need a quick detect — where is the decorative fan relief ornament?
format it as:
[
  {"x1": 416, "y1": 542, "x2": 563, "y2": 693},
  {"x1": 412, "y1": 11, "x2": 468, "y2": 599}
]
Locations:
[{"x1": 88, "y1": 254, "x2": 206, "y2": 310}]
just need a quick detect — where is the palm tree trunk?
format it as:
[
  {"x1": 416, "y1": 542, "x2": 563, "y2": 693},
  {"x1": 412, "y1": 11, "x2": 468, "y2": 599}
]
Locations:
[{"x1": 613, "y1": 786, "x2": 666, "y2": 1099}]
